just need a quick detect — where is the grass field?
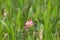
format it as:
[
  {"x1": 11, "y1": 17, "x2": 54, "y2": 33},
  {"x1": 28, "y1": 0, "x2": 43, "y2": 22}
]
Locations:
[{"x1": 0, "y1": 0, "x2": 60, "y2": 40}]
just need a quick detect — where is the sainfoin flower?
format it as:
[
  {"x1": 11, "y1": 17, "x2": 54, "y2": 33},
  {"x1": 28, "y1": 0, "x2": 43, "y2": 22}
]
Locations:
[{"x1": 24, "y1": 19, "x2": 33, "y2": 29}]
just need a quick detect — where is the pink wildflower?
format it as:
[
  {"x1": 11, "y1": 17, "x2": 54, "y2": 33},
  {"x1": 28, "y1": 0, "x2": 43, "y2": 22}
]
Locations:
[{"x1": 24, "y1": 19, "x2": 33, "y2": 29}]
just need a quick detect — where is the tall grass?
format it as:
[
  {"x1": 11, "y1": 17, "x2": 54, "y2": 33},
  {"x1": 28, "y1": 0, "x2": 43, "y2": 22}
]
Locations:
[{"x1": 0, "y1": 0, "x2": 60, "y2": 40}]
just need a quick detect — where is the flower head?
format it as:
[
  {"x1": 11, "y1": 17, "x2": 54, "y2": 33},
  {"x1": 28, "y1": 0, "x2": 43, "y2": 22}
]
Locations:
[{"x1": 24, "y1": 19, "x2": 33, "y2": 29}]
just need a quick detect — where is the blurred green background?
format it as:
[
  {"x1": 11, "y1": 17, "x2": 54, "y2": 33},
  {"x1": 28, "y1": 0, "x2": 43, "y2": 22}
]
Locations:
[{"x1": 0, "y1": 0, "x2": 60, "y2": 40}]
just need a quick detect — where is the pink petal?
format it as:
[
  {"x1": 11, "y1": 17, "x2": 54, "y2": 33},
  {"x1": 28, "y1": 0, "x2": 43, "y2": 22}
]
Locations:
[{"x1": 25, "y1": 19, "x2": 33, "y2": 29}]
